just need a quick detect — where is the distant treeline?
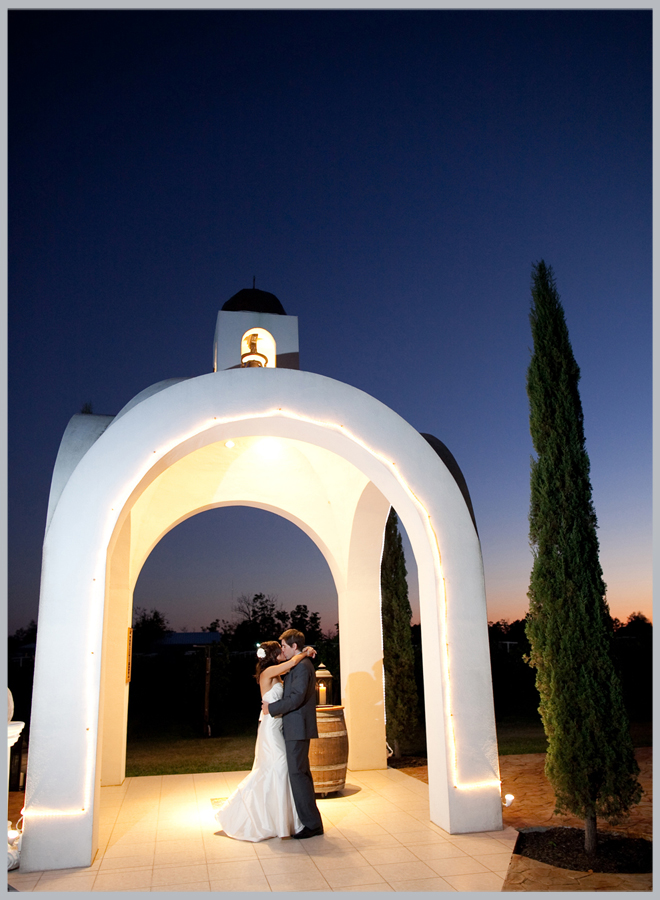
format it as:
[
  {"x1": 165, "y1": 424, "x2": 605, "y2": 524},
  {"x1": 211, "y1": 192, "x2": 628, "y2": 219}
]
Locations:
[
  {"x1": 8, "y1": 608, "x2": 650, "y2": 744},
  {"x1": 487, "y1": 612, "x2": 652, "y2": 721},
  {"x1": 127, "y1": 593, "x2": 339, "y2": 739}
]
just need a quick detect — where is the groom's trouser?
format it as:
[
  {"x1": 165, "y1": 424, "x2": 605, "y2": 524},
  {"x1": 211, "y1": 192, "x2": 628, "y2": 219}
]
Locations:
[{"x1": 285, "y1": 739, "x2": 323, "y2": 830}]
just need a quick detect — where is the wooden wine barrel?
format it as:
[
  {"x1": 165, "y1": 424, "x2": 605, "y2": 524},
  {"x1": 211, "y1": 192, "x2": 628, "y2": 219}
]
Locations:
[{"x1": 310, "y1": 705, "x2": 348, "y2": 796}]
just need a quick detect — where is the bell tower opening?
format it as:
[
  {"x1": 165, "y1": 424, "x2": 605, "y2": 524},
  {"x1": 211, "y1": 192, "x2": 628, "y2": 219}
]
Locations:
[{"x1": 240, "y1": 328, "x2": 276, "y2": 368}]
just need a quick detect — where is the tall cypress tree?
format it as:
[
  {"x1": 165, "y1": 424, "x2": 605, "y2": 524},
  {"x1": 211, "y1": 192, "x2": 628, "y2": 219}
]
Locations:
[
  {"x1": 526, "y1": 261, "x2": 641, "y2": 855},
  {"x1": 381, "y1": 507, "x2": 418, "y2": 757}
]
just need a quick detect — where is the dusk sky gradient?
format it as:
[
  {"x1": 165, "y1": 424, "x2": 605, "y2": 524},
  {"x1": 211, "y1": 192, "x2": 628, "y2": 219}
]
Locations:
[{"x1": 8, "y1": 10, "x2": 651, "y2": 635}]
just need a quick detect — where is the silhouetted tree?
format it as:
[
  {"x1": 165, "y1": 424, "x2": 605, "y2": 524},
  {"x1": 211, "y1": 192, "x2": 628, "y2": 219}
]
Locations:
[
  {"x1": 316, "y1": 623, "x2": 340, "y2": 703},
  {"x1": 611, "y1": 613, "x2": 652, "y2": 721},
  {"x1": 132, "y1": 607, "x2": 173, "y2": 653},
  {"x1": 8, "y1": 620, "x2": 38, "y2": 656},
  {"x1": 381, "y1": 508, "x2": 418, "y2": 757},
  {"x1": 8, "y1": 621, "x2": 38, "y2": 734},
  {"x1": 409, "y1": 623, "x2": 425, "y2": 723},
  {"x1": 289, "y1": 604, "x2": 323, "y2": 644},
  {"x1": 616, "y1": 611, "x2": 651, "y2": 637},
  {"x1": 487, "y1": 618, "x2": 538, "y2": 718},
  {"x1": 526, "y1": 260, "x2": 641, "y2": 855},
  {"x1": 221, "y1": 593, "x2": 290, "y2": 651}
]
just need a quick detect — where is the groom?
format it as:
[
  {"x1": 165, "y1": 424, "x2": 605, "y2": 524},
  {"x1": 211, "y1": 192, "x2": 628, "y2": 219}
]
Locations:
[{"x1": 261, "y1": 628, "x2": 324, "y2": 838}]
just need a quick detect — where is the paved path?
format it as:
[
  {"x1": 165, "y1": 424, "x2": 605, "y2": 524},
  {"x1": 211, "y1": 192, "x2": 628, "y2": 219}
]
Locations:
[
  {"x1": 402, "y1": 745, "x2": 652, "y2": 892},
  {"x1": 7, "y1": 767, "x2": 515, "y2": 892},
  {"x1": 9, "y1": 748, "x2": 650, "y2": 891}
]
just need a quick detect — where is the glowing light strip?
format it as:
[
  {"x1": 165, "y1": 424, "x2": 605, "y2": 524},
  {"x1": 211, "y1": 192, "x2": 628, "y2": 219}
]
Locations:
[
  {"x1": 455, "y1": 779, "x2": 502, "y2": 791},
  {"x1": 23, "y1": 808, "x2": 87, "y2": 819},
  {"x1": 27, "y1": 404, "x2": 498, "y2": 819}
]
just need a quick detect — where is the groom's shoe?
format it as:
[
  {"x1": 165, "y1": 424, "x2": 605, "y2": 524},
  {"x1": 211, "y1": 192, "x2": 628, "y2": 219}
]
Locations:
[{"x1": 292, "y1": 825, "x2": 324, "y2": 839}]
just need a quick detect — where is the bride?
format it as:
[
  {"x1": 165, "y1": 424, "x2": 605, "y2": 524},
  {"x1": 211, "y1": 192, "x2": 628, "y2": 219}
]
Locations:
[{"x1": 214, "y1": 640, "x2": 316, "y2": 841}]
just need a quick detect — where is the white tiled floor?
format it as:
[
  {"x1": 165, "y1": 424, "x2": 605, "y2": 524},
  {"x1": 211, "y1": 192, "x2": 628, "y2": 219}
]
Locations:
[{"x1": 9, "y1": 768, "x2": 518, "y2": 892}]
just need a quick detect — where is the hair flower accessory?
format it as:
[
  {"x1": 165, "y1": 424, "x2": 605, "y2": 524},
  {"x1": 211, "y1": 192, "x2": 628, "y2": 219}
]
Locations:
[{"x1": 256, "y1": 647, "x2": 266, "y2": 658}]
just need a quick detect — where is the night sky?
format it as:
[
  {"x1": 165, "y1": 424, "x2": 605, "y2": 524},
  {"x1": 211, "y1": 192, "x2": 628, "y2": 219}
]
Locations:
[{"x1": 8, "y1": 10, "x2": 651, "y2": 635}]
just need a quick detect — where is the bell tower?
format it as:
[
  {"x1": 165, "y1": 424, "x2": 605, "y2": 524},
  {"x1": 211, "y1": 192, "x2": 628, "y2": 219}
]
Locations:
[{"x1": 213, "y1": 286, "x2": 300, "y2": 371}]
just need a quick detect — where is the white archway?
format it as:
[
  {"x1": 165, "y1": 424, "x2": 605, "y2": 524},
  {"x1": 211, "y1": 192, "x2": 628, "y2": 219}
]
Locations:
[{"x1": 22, "y1": 368, "x2": 502, "y2": 872}]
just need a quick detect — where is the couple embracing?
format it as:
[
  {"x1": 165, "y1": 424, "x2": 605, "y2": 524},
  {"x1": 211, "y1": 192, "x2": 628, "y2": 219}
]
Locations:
[{"x1": 215, "y1": 629, "x2": 324, "y2": 841}]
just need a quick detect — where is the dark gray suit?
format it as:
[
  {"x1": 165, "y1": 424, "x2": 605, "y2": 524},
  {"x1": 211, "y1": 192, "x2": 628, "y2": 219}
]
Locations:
[{"x1": 267, "y1": 657, "x2": 322, "y2": 831}]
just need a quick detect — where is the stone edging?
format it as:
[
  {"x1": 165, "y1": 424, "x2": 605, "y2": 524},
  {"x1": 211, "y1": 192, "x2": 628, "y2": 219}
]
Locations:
[{"x1": 502, "y1": 851, "x2": 652, "y2": 892}]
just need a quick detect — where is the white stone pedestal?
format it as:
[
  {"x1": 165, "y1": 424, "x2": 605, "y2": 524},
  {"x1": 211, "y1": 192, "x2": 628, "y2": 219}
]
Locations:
[{"x1": 7, "y1": 721, "x2": 24, "y2": 870}]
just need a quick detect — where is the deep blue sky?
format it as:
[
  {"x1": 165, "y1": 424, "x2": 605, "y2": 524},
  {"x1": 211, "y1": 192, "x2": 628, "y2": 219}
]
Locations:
[{"x1": 9, "y1": 10, "x2": 651, "y2": 634}]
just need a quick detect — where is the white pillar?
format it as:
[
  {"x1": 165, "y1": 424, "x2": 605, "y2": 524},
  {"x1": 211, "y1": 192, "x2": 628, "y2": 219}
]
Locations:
[
  {"x1": 340, "y1": 482, "x2": 390, "y2": 771},
  {"x1": 100, "y1": 514, "x2": 133, "y2": 786}
]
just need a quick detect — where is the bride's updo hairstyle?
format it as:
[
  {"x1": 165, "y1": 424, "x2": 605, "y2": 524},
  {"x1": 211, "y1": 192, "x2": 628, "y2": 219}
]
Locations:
[{"x1": 254, "y1": 641, "x2": 281, "y2": 681}]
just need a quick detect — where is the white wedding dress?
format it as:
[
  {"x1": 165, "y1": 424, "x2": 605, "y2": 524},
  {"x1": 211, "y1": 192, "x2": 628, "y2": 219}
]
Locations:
[{"x1": 214, "y1": 681, "x2": 303, "y2": 841}]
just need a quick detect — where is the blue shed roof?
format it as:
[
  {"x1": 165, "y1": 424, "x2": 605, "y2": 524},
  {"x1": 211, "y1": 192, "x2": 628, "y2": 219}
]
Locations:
[{"x1": 157, "y1": 632, "x2": 223, "y2": 646}]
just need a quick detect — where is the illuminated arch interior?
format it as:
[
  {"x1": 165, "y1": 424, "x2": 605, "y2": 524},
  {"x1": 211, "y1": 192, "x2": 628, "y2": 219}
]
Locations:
[{"x1": 100, "y1": 434, "x2": 390, "y2": 788}]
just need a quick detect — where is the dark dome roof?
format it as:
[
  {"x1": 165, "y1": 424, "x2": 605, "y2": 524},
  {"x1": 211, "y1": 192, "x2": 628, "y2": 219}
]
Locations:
[
  {"x1": 420, "y1": 433, "x2": 478, "y2": 536},
  {"x1": 222, "y1": 288, "x2": 287, "y2": 315}
]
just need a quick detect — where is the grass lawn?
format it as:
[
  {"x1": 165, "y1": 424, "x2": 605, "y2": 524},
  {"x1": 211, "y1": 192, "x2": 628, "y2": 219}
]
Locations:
[
  {"x1": 496, "y1": 716, "x2": 548, "y2": 755},
  {"x1": 125, "y1": 717, "x2": 651, "y2": 777},
  {"x1": 495, "y1": 716, "x2": 652, "y2": 756},
  {"x1": 125, "y1": 725, "x2": 257, "y2": 777},
  {"x1": 397, "y1": 716, "x2": 551, "y2": 757}
]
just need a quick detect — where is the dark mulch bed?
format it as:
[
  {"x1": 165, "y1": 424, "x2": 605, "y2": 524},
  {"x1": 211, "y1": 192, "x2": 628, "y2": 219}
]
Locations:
[
  {"x1": 515, "y1": 827, "x2": 652, "y2": 874},
  {"x1": 387, "y1": 755, "x2": 428, "y2": 769}
]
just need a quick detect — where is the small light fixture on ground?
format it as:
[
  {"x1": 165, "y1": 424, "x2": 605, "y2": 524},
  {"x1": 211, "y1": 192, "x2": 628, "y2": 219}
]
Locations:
[{"x1": 504, "y1": 793, "x2": 514, "y2": 807}]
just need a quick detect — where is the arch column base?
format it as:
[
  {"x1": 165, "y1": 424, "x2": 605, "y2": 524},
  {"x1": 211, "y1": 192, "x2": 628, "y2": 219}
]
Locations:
[{"x1": 20, "y1": 812, "x2": 96, "y2": 873}]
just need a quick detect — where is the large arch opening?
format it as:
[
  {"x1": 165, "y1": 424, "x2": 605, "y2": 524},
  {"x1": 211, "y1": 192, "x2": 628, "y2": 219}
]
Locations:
[
  {"x1": 133, "y1": 505, "x2": 339, "y2": 635},
  {"x1": 126, "y1": 505, "x2": 339, "y2": 762}
]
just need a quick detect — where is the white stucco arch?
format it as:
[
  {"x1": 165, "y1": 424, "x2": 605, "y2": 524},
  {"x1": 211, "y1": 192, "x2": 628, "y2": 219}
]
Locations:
[{"x1": 21, "y1": 367, "x2": 502, "y2": 872}]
